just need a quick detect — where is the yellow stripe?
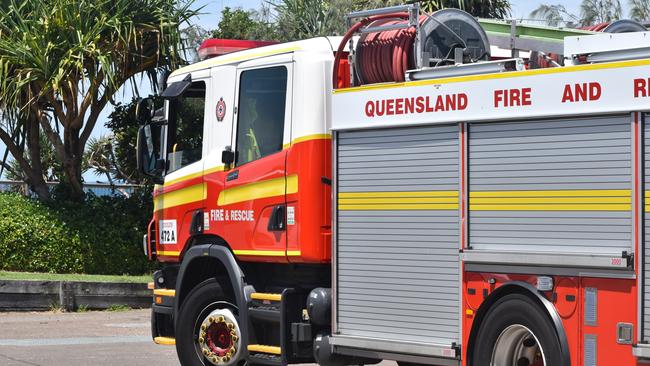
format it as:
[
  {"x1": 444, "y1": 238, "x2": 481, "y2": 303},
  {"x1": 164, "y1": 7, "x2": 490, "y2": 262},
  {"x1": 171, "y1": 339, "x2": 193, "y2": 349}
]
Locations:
[
  {"x1": 470, "y1": 189, "x2": 630, "y2": 197},
  {"x1": 164, "y1": 166, "x2": 224, "y2": 187},
  {"x1": 283, "y1": 133, "x2": 332, "y2": 149},
  {"x1": 171, "y1": 46, "x2": 300, "y2": 77},
  {"x1": 339, "y1": 203, "x2": 459, "y2": 210},
  {"x1": 469, "y1": 190, "x2": 631, "y2": 211},
  {"x1": 339, "y1": 197, "x2": 459, "y2": 204},
  {"x1": 153, "y1": 337, "x2": 176, "y2": 346},
  {"x1": 471, "y1": 197, "x2": 631, "y2": 204},
  {"x1": 333, "y1": 59, "x2": 650, "y2": 94},
  {"x1": 339, "y1": 191, "x2": 459, "y2": 198},
  {"x1": 153, "y1": 289, "x2": 176, "y2": 297},
  {"x1": 248, "y1": 344, "x2": 282, "y2": 355},
  {"x1": 233, "y1": 250, "x2": 301, "y2": 257},
  {"x1": 218, "y1": 175, "x2": 298, "y2": 206},
  {"x1": 338, "y1": 191, "x2": 459, "y2": 211},
  {"x1": 470, "y1": 204, "x2": 631, "y2": 211},
  {"x1": 157, "y1": 251, "x2": 180, "y2": 257},
  {"x1": 251, "y1": 293, "x2": 282, "y2": 301},
  {"x1": 154, "y1": 182, "x2": 206, "y2": 211}
]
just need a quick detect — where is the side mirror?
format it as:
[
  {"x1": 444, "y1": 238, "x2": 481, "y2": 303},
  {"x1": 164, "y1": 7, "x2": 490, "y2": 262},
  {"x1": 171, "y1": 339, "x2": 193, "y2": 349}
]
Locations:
[
  {"x1": 221, "y1": 146, "x2": 235, "y2": 165},
  {"x1": 135, "y1": 97, "x2": 154, "y2": 124},
  {"x1": 137, "y1": 124, "x2": 164, "y2": 183}
]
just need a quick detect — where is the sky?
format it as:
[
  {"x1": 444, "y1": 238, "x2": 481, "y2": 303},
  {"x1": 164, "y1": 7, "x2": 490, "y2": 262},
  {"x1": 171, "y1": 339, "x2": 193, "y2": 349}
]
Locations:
[{"x1": 0, "y1": 0, "x2": 635, "y2": 182}]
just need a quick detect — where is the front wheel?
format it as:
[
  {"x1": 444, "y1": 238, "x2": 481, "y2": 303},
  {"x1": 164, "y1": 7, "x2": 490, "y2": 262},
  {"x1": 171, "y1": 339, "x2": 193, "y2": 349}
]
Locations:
[
  {"x1": 471, "y1": 293, "x2": 566, "y2": 366},
  {"x1": 176, "y1": 279, "x2": 243, "y2": 366}
]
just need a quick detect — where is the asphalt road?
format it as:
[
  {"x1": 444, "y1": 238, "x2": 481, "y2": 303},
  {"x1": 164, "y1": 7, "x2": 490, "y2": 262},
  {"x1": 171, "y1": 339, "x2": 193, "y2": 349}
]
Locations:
[{"x1": 0, "y1": 309, "x2": 396, "y2": 366}]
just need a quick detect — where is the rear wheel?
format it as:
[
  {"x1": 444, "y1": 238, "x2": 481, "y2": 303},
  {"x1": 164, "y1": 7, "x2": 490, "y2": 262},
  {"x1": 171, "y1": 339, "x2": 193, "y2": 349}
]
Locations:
[
  {"x1": 471, "y1": 293, "x2": 565, "y2": 366},
  {"x1": 176, "y1": 279, "x2": 243, "y2": 366}
]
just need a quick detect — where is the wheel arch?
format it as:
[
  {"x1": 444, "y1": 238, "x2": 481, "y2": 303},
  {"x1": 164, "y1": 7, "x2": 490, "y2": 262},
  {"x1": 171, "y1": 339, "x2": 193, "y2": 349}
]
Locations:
[
  {"x1": 174, "y1": 242, "x2": 248, "y2": 335},
  {"x1": 466, "y1": 280, "x2": 571, "y2": 366}
]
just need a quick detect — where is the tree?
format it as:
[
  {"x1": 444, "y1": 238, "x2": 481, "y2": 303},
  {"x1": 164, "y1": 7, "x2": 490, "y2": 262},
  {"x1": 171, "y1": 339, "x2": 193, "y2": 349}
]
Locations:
[
  {"x1": 272, "y1": 0, "x2": 355, "y2": 41},
  {"x1": 529, "y1": 4, "x2": 579, "y2": 27},
  {"x1": 208, "y1": 6, "x2": 279, "y2": 41},
  {"x1": 0, "y1": 0, "x2": 197, "y2": 201},
  {"x1": 414, "y1": 0, "x2": 511, "y2": 18},
  {"x1": 579, "y1": 0, "x2": 622, "y2": 25},
  {"x1": 530, "y1": 0, "x2": 626, "y2": 27},
  {"x1": 630, "y1": 0, "x2": 650, "y2": 21}
]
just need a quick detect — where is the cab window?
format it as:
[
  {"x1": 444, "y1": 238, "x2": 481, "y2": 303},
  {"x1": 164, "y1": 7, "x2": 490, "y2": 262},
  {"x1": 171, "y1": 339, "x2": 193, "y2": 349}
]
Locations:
[
  {"x1": 235, "y1": 66, "x2": 287, "y2": 166},
  {"x1": 167, "y1": 81, "x2": 206, "y2": 173}
]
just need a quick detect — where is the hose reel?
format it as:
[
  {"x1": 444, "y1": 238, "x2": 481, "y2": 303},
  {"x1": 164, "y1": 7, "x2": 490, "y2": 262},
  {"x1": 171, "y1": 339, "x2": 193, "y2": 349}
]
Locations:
[{"x1": 335, "y1": 5, "x2": 490, "y2": 87}]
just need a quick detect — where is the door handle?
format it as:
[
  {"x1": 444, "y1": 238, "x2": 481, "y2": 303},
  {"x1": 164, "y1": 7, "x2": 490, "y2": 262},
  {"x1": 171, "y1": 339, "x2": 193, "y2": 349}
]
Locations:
[{"x1": 268, "y1": 205, "x2": 286, "y2": 231}]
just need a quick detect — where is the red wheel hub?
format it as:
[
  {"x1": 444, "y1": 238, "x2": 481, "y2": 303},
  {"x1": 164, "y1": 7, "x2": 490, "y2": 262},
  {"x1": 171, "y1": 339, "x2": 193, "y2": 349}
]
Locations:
[{"x1": 205, "y1": 322, "x2": 232, "y2": 356}]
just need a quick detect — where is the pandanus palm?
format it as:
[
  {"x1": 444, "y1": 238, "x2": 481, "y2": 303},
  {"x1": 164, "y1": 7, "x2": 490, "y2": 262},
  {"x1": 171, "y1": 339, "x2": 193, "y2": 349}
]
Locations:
[{"x1": 0, "y1": 0, "x2": 196, "y2": 201}]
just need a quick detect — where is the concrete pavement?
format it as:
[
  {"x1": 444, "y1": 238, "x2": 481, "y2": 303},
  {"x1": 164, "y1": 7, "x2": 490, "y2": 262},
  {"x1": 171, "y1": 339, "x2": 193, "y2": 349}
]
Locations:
[
  {"x1": 0, "y1": 309, "x2": 396, "y2": 366},
  {"x1": 0, "y1": 309, "x2": 178, "y2": 366}
]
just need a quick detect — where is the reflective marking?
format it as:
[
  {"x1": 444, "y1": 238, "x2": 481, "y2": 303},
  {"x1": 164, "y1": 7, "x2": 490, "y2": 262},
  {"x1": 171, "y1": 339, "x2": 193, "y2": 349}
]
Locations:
[
  {"x1": 338, "y1": 191, "x2": 459, "y2": 211},
  {"x1": 471, "y1": 190, "x2": 631, "y2": 211},
  {"x1": 154, "y1": 183, "x2": 206, "y2": 212},
  {"x1": 218, "y1": 175, "x2": 298, "y2": 206},
  {"x1": 248, "y1": 344, "x2": 282, "y2": 355},
  {"x1": 334, "y1": 58, "x2": 650, "y2": 94},
  {"x1": 153, "y1": 289, "x2": 176, "y2": 297}
]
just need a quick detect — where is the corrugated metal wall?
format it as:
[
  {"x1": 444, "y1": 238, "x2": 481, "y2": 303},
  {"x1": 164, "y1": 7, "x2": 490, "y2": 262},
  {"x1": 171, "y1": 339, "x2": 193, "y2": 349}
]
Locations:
[
  {"x1": 468, "y1": 116, "x2": 632, "y2": 255},
  {"x1": 336, "y1": 124, "x2": 460, "y2": 346}
]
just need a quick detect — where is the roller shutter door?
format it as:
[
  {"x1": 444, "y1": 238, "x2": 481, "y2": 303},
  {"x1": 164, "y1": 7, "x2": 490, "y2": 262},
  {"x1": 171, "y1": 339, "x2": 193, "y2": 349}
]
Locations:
[
  {"x1": 336, "y1": 124, "x2": 460, "y2": 346},
  {"x1": 469, "y1": 116, "x2": 632, "y2": 255}
]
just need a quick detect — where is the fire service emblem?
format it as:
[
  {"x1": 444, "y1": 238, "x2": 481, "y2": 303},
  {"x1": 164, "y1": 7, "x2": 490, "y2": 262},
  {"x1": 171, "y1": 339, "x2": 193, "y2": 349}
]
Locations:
[{"x1": 216, "y1": 98, "x2": 226, "y2": 121}]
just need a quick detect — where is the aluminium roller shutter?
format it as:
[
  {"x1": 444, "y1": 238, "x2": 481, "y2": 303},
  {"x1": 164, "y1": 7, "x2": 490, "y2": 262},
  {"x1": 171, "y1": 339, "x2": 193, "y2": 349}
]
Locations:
[
  {"x1": 468, "y1": 116, "x2": 632, "y2": 255},
  {"x1": 336, "y1": 124, "x2": 460, "y2": 346}
]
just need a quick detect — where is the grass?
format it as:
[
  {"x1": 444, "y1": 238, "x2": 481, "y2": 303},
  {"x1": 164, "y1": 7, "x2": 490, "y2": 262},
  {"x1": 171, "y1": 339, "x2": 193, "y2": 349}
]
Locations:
[
  {"x1": 107, "y1": 304, "x2": 131, "y2": 312},
  {"x1": 0, "y1": 271, "x2": 151, "y2": 283}
]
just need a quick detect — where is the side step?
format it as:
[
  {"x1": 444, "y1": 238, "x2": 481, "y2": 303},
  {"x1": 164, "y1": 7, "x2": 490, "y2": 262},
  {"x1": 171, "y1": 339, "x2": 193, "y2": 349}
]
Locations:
[
  {"x1": 153, "y1": 336, "x2": 176, "y2": 346},
  {"x1": 248, "y1": 344, "x2": 284, "y2": 365},
  {"x1": 246, "y1": 290, "x2": 313, "y2": 365}
]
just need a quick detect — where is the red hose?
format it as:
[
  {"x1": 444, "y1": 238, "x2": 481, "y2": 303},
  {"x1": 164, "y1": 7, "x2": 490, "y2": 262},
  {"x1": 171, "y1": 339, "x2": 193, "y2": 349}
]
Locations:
[{"x1": 332, "y1": 13, "x2": 411, "y2": 88}]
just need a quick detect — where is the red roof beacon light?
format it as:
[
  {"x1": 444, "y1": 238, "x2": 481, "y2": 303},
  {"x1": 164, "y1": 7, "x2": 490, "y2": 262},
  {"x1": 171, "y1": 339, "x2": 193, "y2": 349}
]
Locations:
[{"x1": 197, "y1": 39, "x2": 278, "y2": 60}]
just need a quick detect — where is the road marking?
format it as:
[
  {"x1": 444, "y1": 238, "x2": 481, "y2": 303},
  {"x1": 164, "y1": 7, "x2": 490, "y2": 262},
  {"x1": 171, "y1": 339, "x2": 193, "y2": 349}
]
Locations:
[{"x1": 0, "y1": 336, "x2": 151, "y2": 346}]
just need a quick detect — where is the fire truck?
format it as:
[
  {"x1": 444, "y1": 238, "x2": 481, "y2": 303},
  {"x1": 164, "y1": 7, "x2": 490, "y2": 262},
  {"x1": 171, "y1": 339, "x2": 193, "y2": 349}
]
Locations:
[{"x1": 136, "y1": 4, "x2": 650, "y2": 366}]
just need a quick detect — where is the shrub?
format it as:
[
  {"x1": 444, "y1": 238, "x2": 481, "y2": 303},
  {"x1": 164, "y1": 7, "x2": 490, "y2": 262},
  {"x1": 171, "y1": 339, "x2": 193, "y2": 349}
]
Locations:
[{"x1": 0, "y1": 190, "x2": 154, "y2": 275}]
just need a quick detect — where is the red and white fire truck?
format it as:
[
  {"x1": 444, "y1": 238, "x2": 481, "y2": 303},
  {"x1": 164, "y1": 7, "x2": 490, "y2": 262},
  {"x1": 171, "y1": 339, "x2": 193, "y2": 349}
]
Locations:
[{"x1": 137, "y1": 5, "x2": 650, "y2": 366}]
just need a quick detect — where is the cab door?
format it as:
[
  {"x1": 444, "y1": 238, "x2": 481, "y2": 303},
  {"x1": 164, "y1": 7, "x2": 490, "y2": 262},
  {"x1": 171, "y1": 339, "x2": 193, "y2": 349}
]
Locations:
[{"x1": 220, "y1": 56, "x2": 293, "y2": 262}]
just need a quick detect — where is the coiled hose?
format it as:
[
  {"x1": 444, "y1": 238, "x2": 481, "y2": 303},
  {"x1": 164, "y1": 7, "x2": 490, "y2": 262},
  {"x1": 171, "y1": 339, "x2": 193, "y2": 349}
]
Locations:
[{"x1": 333, "y1": 13, "x2": 425, "y2": 88}]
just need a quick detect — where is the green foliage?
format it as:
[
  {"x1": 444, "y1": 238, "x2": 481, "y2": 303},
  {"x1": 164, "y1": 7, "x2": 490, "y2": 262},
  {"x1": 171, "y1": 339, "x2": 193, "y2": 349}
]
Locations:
[
  {"x1": 0, "y1": 191, "x2": 154, "y2": 275},
  {"x1": 210, "y1": 6, "x2": 277, "y2": 41},
  {"x1": 630, "y1": 0, "x2": 650, "y2": 21},
  {"x1": 0, "y1": 0, "x2": 198, "y2": 201},
  {"x1": 414, "y1": 0, "x2": 511, "y2": 18},
  {"x1": 579, "y1": 0, "x2": 622, "y2": 25},
  {"x1": 107, "y1": 304, "x2": 131, "y2": 312},
  {"x1": 104, "y1": 96, "x2": 164, "y2": 184}
]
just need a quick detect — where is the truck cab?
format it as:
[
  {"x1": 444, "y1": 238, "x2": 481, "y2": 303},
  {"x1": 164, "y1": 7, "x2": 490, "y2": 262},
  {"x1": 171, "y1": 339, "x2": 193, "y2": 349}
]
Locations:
[{"x1": 140, "y1": 38, "x2": 337, "y2": 265}]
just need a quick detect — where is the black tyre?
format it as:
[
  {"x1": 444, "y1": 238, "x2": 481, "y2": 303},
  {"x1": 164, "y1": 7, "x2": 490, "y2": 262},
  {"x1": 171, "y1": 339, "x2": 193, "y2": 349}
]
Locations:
[
  {"x1": 471, "y1": 293, "x2": 566, "y2": 366},
  {"x1": 176, "y1": 278, "x2": 242, "y2": 366}
]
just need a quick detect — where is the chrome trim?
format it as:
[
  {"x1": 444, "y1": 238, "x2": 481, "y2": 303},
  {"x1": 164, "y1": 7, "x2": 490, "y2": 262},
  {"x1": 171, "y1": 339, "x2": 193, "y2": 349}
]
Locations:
[
  {"x1": 633, "y1": 344, "x2": 650, "y2": 358},
  {"x1": 462, "y1": 250, "x2": 629, "y2": 269},
  {"x1": 635, "y1": 111, "x2": 645, "y2": 341},
  {"x1": 334, "y1": 346, "x2": 460, "y2": 366},
  {"x1": 330, "y1": 335, "x2": 458, "y2": 359},
  {"x1": 465, "y1": 263, "x2": 636, "y2": 279}
]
